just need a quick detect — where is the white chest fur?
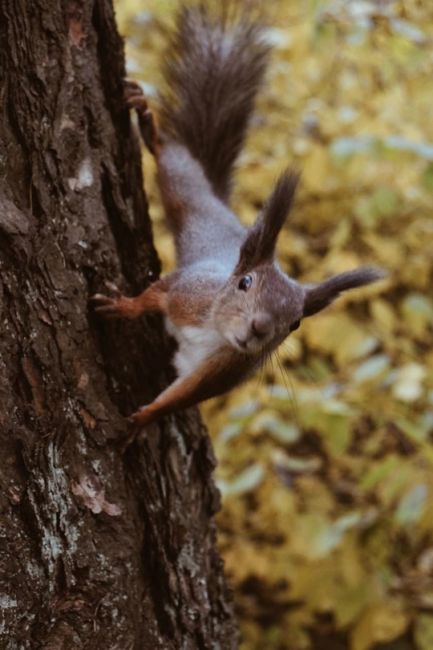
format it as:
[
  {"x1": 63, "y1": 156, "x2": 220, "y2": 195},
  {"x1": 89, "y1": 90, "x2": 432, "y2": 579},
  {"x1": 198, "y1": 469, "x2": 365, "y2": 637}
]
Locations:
[{"x1": 165, "y1": 319, "x2": 225, "y2": 377}]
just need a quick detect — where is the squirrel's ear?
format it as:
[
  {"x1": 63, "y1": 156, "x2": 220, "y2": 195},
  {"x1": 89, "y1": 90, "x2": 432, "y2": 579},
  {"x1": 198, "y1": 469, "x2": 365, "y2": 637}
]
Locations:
[
  {"x1": 303, "y1": 267, "x2": 386, "y2": 317},
  {"x1": 236, "y1": 170, "x2": 299, "y2": 274}
]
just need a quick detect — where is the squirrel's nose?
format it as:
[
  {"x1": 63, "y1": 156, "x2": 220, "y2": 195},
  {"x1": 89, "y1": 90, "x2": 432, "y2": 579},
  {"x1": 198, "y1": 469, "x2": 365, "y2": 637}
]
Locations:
[{"x1": 251, "y1": 313, "x2": 273, "y2": 339}]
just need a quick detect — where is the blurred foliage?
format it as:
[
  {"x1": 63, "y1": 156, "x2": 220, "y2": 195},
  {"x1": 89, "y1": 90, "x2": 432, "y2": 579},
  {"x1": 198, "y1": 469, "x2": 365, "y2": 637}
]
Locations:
[{"x1": 116, "y1": 1, "x2": 433, "y2": 648}]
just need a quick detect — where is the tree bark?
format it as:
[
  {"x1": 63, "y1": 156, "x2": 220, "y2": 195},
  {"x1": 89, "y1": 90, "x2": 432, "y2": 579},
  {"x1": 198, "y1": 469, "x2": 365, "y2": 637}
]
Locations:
[{"x1": 0, "y1": 1, "x2": 236, "y2": 647}]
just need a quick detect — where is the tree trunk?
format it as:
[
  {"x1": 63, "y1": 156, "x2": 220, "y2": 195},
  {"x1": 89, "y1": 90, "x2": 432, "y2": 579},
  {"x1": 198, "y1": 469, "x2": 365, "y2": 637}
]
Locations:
[{"x1": 0, "y1": 1, "x2": 236, "y2": 647}]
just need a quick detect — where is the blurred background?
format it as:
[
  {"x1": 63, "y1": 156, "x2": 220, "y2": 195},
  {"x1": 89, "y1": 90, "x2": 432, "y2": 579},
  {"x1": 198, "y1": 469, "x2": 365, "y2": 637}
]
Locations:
[{"x1": 115, "y1": 1, "x2": 433, "y2": 648}]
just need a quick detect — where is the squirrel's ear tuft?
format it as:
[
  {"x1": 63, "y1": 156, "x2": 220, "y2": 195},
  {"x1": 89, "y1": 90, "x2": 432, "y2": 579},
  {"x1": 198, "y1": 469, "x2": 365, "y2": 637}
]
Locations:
[
  {"x1": 236, "y1": 170, "x2": 299, "y2": 273},
  {"x1": 303, "y1": 267, "x2": 386, "y2": 317}
]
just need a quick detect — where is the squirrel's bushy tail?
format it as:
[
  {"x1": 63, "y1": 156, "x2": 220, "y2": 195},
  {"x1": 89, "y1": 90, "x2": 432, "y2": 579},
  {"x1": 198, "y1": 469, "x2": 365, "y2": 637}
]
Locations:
[{"x1": 159, "y1": 3, "x2": 269, "y2": 202}]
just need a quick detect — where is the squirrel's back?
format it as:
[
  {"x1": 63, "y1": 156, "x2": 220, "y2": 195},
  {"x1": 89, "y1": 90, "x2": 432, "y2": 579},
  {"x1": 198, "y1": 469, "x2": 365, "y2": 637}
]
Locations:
[{"x1": 159, "y1": 4, "x2": 269, "y2": 203}]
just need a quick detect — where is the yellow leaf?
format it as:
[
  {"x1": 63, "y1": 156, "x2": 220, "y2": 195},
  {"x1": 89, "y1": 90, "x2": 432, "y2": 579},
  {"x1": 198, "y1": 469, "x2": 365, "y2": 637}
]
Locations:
[
  {"x1": 414, "y1": 614, "x2": 433, "y2": 650},
  {"x1": 351, "y1": 603, "x2": 409, "y2": 650},
  {"x1": 392, "y1": 362, "x2": 427, "y2": 402},
  {"x1": 302, "y1": 144, "x2": 331, "y2": 192}
]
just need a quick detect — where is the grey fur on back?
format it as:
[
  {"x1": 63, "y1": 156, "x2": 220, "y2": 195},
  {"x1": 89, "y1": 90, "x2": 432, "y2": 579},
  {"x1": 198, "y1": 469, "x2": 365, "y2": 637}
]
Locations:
[
  {"x1": 158, "y1": 143, "x2": 246, "y2": 270},
  {"x1": 159, "y1": 3, "x2": 270, "y2": 203}
]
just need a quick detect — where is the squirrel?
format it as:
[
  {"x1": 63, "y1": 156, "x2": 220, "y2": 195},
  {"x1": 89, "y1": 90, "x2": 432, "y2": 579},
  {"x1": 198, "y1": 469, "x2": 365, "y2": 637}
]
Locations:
[{"x1": 92, "y1": 5, "x2": 384, "y2": 427}]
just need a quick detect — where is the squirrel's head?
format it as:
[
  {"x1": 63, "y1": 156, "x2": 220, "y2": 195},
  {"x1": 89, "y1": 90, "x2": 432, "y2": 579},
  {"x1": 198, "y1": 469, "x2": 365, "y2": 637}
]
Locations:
[{"x1": 213, "y1": 171, "x2": 385, "y2": 356}]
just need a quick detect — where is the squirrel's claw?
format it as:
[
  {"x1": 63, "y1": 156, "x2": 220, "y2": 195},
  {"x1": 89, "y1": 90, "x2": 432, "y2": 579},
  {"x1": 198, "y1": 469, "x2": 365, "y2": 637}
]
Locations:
[
  {"x1": 128, "y1": 405, "x2": 154, "y2": 426},
  {"x1": 125, "y1": 95, "x2": 149, "y2": 112},
  {"x1": 124, "y1": 78, "x2": 145, "y2": 96},
  {"x1": 124, "y1": 78, "x2": 160, "y2": 157},
  {"x1": 93, "y1": 305, "x2": 123, "y2": 319},
  {"x1": 124, "y1": 79, "x2": 148, "y2": 111},
  {"x1": 91, "y1": 286, "x2": 129, "y2": 319},
  {"x1": 104, "y1": 281, "x2": 121, "y2": 297},
  {"x1": 112, "y1": 407, "x2": 154, "y2": 452},
  {"x1": 90, "y1": 281, "x2": 126, "y2": 318},
  {"x1": 90, "y1": 294, "x2": 116, "y2": 308},
  {"x1": 91, "y1": 291, "x2": 141, "y2": 320}
]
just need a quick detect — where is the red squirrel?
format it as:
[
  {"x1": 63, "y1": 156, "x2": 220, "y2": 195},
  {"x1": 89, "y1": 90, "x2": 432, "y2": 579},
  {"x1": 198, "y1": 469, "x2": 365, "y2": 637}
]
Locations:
[{"x1": 92, "y1": 5, "x2": 384, "y2": 427}]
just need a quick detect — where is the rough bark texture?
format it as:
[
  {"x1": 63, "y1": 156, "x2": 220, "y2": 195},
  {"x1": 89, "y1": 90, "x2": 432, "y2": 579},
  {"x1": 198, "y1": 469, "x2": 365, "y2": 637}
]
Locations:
[{"x1": 0, "y1": 1, "x2": 236, "y2": 647}]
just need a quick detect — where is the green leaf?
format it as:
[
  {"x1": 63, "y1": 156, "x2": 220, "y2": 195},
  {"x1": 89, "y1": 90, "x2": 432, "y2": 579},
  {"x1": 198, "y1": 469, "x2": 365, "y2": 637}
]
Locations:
[
  {"x1": 360, "y1": 456, "x2": 400, "y2": 491},
  {"x1": 217, "y1": 421, "x2": 244, "y2": 444},
  {"x1": 250, "y1": 411, "x2": 301, "y2": 444},
  {"x1": 229, "y1": 400, "x2": 260, "y2": 420},
  {"x1": 414, "y1": 614, "x2": 433, "y2": 650},
  {"x1": 218, "y1": 463, "x2": 265, "y2": 498},
  {"x1": 422, "y1": 162, "x2": 433, "y2": 192},
  {"x1": 353, "y1": 355, "x2": 390, "y2": 384},
  {"x1": 392, "y1": 363, "x2": 426, "y2": 402},
  {"x1": 272, "y1": 449, "x2": 322, "y2": 473},
  {"x1": 395, "y1": 484, "x2": 428, "y2": 525}
]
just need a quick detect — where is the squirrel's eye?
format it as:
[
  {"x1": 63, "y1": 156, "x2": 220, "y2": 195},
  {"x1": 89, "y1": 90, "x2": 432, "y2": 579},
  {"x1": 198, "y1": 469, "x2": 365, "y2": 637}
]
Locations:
[
  {"x1": 238, "y1": 275, "x2": 253, "y2": 291},
  {"x1": 290, "y1": 319, "x2": 301, "y2": 332}
]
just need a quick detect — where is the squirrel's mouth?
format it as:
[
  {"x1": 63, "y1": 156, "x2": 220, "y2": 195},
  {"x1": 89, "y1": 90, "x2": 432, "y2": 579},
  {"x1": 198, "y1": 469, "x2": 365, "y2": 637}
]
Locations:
[
  {"x1": 232, "y1": 335, "x2": 267, "y2": 355},
  {"x1": 235, "y1": 336, "x2": 248, "y2": 350}
]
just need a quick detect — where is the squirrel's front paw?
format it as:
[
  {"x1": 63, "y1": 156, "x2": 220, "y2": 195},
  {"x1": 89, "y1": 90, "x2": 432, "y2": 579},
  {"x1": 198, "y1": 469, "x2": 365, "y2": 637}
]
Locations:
[
  {"x1": 91, "y1": 282, "x2": 138, "y2": 319},
  {"x1": 128, "y1": 405, "x2": 155, "y2": 426}
]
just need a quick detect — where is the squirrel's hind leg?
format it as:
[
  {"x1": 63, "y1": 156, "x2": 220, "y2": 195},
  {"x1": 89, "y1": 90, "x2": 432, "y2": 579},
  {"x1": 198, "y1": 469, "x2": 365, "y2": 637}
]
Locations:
[{"x1": 124, "y1": 80, "x2": 161, "y2": 157}]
